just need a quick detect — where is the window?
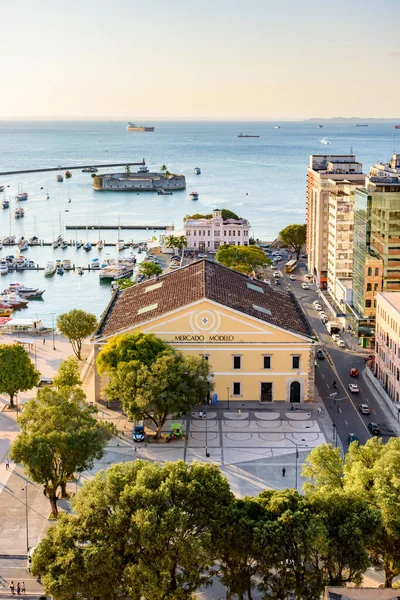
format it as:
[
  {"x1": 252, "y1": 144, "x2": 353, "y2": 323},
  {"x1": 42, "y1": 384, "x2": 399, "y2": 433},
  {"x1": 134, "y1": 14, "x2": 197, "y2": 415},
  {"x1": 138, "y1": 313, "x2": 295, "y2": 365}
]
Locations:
[
  {"x1": 366, "y1": 300, "x2": 372, "y2": 308},
  {"x1": 200, "y1": 354, "x2": 209, "y2": 361},
  {"x1": 194, "y1": 242, "x2": 197, "y2": 248},
  {"x1": 224, "y1": 230, "x2": 227, "y2": 236},
  {"x1": 233, "y1": 356, "x2": 241, "y2": 369},
  {"x1": 232, "y1": 382, "x2": 241, "y2": 396},
  {"x1": 203, "y1": 230, "x2": 206, "y2": 236},
  {"x1": 229, "y1": 231, "x2": 231, "y2": 236},
  {"x1": 263, "y1": 356, "x2": 271, "y2": 369},
  {"x1": 207, "y1": 241, "x2": 210, "y2": 247},
  {"x1": 232, "y1": 231, "x2": 235, "y2": 236},
  {"x1": 366, "y1": 283, "x2": 372, "y2": 292},
  {"x1": 194, "y1": 230, "x2": 196, "y2": 236},
  {"x1": 292, "y1": 356, "x2": 300, "y2": 369},
  {"x1": 375, "y1": 268, "x2": 379, "y2": 276},
  {"x1": 368, "y1": 267, "x2": 372, "y2": 276},
  {"x1": 374, "y1": 283, "x2": 378, "y2": 291}
]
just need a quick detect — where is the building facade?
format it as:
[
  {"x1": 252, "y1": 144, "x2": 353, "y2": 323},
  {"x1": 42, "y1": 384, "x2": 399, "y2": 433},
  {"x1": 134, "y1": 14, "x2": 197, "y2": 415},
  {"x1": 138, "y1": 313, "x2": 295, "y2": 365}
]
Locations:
[
  {"x1": 375, "y1": 292, "x2": 400, "y2": 404},
  {"x1": 184, "y1": 209, "x2": 250, "y2": 251},
  {"x1": 93, "y1": 260, "x2": 315, "y2": 404},
  {"x1": 306, "y1": 155, "x2": 365, "y2": 289}
]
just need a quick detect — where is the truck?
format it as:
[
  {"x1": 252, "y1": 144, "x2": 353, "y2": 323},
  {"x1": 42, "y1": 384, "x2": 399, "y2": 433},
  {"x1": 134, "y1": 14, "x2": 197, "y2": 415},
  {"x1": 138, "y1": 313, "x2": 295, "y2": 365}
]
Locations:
[{"x1": 326, "y1": 321, "x2": 341, "y2": 335}]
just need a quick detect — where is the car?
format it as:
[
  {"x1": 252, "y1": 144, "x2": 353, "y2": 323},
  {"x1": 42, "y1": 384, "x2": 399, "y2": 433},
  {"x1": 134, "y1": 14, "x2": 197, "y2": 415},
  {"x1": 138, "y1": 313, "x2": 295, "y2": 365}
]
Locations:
[
  {"x1": 348, "y1": 433, "x2": 359, "y2": 443},
  {"x1": 319, "y1": 312, "x2": 328, "y2": 319},
  {"x1": 198, "y1": 253, "x2": 208, "y2": 258},
  {"x1": 332, "y1": 334, "x2": 340, "y2": 342},
  {"x1": 275, "y1": 256, "x2": 282, "y2": 262},
  {"x1": 314, "y1": 304, "x2": 323, "y2": 311},
  {"x1": 305, "y1": 274, "x2": 313, "y2": 280},
  {"x1": 301, "y1": 253, "x2": 308, "y2": 258},
  {"x1": 321, "y1": 316, "x2": 329, "y2": 324},
  {"x1": 38, "y1": 377, "x2": 53, "y2": 387},
  {"x1": 364, "y1": 354, "x2": 375, "y2": 362},
  {"x1": 301, "y1": 283, "x2": 309, "y2": 290},
  {"x1": 337, "y1": 340, "x2": 346, "y2": 348},
  {"x1": 368, "y1": 422, "x2": 380, "y2": 435},
  {"x1": 272, "y1": 252, "x2": 281, "y2": 256},
  {"x1": 316, "y1": 349, "x2": 325, "y2": 360},
  {"x1": 274, "y1": 271, "x2": 280, "y2": 277},
  {"x1": 27, "y1": 546, "x2": 37, "y2": 572},
  {"x1": 312, "y1": 300, "x2": 320, "y2": 307},
  {"x1": 169, "y1": 263, "x2": 180, "y2": 270},
  {"x1": 349, "y1": 383, "x2": 360, "y2": 393},
  {"x1": 274, "y1": 279, "x2": 281, "y2": 285},
  {"x1": 350, "y1": 368, "x2": 359, "y2": 377},
  {"x1": 359, "y1": 404, "x2": 370, "y2": 415},
  {"x1": 289, "y1": 274, "x2": 296, "y2": 280}
]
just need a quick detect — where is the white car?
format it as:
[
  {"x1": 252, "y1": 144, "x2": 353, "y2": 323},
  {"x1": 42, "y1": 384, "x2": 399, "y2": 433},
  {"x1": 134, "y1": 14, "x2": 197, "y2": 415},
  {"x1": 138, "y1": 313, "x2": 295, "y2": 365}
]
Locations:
[
  {"x1": 272, "y1": 252, "x2": 281, "y2": 256},
  {"x1": 198, "y1": 253, "x2": 208, "y2": 258},
  {"x1": 273, "y1": 271, "x2": 280, "y2": 277},
  {"x1": 337, "y1": 339, "x2": 346, "y2": 348},
  {"x1": 332, "y1": 334, "x2": 340, "y2": 342},
  {"x1": 314, "y1": 304, "x2": 323, "y2": 311},
  {"x1": 349, "y1": 383, "x2": 360, "y2": 393},
  {"x1": 289, "y1": 274, "x2": 296, "y2": 280},
  {"x1": 312, "y1": 300, "x2": 320, "y2": 307},
  {"x1": 301, "y1": 283, "x2": 309, "y2": 290},
  {"x1": 275, "y1": 256, "x2": 282, "y2": 262}
]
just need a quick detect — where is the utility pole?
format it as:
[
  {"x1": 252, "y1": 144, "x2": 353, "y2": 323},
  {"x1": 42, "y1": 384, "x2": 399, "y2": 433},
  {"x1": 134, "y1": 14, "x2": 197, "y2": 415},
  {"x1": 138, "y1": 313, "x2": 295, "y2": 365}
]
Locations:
[
  {"x1": 52, "y1": 313, "x2": 56, "y2": 350},
  {"x1": 21, "y1": 481, "x2": 29, "y2": 553},
  {"x1": 226, "y1": 386, "x2": 230, "y2": 410}
]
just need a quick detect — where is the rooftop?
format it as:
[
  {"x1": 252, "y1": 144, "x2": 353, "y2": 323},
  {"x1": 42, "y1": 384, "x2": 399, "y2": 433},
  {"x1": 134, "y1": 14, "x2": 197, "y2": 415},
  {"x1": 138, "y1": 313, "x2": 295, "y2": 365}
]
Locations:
[
  {"x1": 95, "y1": 259, "x2": 312, "y2": 340},
  {"x1": 376, "y1": 292, "x2": 400, "y2": 312}
]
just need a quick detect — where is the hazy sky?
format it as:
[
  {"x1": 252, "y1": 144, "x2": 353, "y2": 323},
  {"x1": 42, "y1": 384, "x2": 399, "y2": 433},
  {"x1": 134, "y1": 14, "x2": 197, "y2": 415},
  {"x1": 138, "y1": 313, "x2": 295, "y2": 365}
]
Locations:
[{"x1": 1, "y1": 0, "x2": 399, "y2": 119}]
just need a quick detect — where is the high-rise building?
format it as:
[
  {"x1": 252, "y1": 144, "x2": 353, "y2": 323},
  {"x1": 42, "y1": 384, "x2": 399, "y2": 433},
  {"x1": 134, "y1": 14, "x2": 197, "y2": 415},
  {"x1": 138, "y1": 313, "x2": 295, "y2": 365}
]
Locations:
[
  {"x1": 348, "y1": 159, "x2": 400, "y2": 343},
  {"x1": 306, "y1": 155, "x2": 364, "y2": 289}
]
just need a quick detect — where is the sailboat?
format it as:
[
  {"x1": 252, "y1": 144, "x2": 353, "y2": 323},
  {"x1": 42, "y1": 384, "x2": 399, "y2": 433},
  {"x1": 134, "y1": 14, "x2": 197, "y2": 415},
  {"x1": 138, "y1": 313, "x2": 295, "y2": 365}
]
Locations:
[
  {"x1": 83, "y1": 216, "x2": 91, "y2": 251},
  {"x1": 96, "y1": 220, "x2": 104, "y2": 249},
  {"x1": 45, "y1": 182, "x2": 50, "y2": 199}
]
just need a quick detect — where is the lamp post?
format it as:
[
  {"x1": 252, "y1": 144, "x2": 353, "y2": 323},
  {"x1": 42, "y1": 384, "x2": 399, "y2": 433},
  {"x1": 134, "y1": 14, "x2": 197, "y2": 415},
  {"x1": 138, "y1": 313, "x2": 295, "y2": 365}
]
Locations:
[
  {"x1": 51, "y1": 313, "x2": 56, "y2": 350},
  {"x1": 295, "y1": 446, "x2": 299, "y2": 490},
  {"x1": 21, "y1": 481, "x2": 29, "y2": 553},
  {"x1": 327, "y1": 393, "x2": 347, "y2": 449},
  {"x1": 205, "y1": 396, "x2": 210, "y2": 458},
  {"x1": 226, "y1": 386, "x2": 230, "y2": 410}
]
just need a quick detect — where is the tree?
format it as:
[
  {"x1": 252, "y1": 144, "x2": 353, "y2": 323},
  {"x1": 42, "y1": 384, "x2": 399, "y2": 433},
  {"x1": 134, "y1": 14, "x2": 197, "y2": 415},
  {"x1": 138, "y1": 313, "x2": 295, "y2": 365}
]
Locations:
[
  {"x1": 301, "y1": 444, "x2": 344, "y2": 494},
  {"x1": 121, "y1": 351, "x2": 212, "y2": 438},
  {"x1": 0, "y1": 344, "x2": 39, "y2": 408},
  {"x1": 216, "y1": 245, "x2": 268, "y2": 275},
  {"x1": 56, "y1": 309, "x2": 97, "y2": 360},
  {"x1": 160, "y1": 164, "x2": 169, "y2": 178},
  {"x1": 279, "y1": 224, "x2": 306, "y2": 259},
  {"x1": 96, "y1": 332, "x2": 169, "y2": 375},
  {"x1": 10, "y1": 386, "x2": 114, "y2": 517},
  {"x1": 221, "y1": 208, "x2": 240, "y2": 220},
  {"x1": 165, "y1": 234, "x2": 188, "y2": 253},
  {"x1": 139, "y1": 261, "x2": 163, "y2": 279},
  {"x1": 125, "y1": 164, "x2": 131, "y2": 175},
  {"x1": 52, "y1": 356, "x2": 82, "y2": 390},
  {"x1": 32, "y1": 460, "x2": 234, "y2": 600},
  {"x1": 117, "y1": 278, "x2": 136, "y2": 290}
]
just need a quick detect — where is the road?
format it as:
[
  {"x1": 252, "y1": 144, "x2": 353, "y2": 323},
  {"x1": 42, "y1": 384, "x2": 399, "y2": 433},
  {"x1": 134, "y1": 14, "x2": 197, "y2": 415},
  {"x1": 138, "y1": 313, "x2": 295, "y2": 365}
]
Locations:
[{"x1": 269, "y1": 249, "x2": 397, "y2": 450}]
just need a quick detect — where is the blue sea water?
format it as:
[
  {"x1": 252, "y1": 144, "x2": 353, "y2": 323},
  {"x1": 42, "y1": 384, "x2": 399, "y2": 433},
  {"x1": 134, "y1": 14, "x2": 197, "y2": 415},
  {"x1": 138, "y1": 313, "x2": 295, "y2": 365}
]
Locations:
[{"x1": 0, "y1": 119, "x2": 398, "y2": 324}]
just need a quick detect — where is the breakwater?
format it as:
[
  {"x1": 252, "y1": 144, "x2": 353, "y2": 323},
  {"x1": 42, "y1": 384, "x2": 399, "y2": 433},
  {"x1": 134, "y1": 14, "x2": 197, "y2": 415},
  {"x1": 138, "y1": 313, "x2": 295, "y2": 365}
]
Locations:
[{"x1": 0, "y1": 162, "x2": 145, "y2": 177}]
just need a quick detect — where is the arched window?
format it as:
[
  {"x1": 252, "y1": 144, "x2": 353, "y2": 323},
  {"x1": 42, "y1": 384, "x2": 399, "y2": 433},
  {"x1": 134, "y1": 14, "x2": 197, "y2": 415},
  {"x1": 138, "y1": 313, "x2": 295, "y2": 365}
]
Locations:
[{"x1": 290, "y1": 381, "x2": 301, "y2": 403}]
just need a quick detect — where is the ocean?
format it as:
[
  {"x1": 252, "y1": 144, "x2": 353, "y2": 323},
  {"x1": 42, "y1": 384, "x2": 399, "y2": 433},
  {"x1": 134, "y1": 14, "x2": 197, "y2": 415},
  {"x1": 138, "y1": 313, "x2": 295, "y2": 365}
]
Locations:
[{"x1": 0, "y1": 119, "x2": 398, "y2": 324}]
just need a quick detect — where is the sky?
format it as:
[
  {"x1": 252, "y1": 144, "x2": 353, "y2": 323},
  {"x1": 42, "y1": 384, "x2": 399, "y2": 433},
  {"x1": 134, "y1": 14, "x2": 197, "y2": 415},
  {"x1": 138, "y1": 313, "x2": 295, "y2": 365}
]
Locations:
[{"x1": 1, "y1": 0, "x2": 399, "y2": 120}]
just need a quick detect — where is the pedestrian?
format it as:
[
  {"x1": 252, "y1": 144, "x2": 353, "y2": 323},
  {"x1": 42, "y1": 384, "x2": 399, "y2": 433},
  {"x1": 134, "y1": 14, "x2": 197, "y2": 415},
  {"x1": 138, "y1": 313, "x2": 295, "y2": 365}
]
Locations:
[
  {"x1": 238, "y1": 409, "x2": 242, "y2": 417},
  {"x1": 21, "y1": 582, "x2": 25, "y2": 595},
  {"x1": 5, "y1": 458, "x2": 9, "y2": 470},
  {"x1": 317, "y1": 405, "x2": 322, "y2": 414},
  {"x1": 16, "y1": 582, "x2": 21, "y2": 595},
  {"x1": 137, "y1": 447, "x2": 141, "y2": 457},
  {"x1": 43, "y1": 338, "x2": 46, "y2": 345},
  {"x1": 282, "y1": 467, "x2": 286, "y2": 478},
  {"x1": 290, "y1": 404, "x2": 295, "y2": 411},
  {"x1": 203, "y1": 410, "x2": 207, "y2": 419},
  {"x1": 10, "y1": 581, "x2": 15, "y2": 595}
]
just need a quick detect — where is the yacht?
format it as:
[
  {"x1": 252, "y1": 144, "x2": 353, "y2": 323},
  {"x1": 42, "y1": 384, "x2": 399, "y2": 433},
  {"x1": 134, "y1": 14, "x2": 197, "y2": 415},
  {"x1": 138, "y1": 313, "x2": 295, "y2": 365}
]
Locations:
[
  {"x1": 99, "y1": 264, "x2": 133, "y2": 281},
  {"x1": 116, "y1": 240, "x2": 125, "y2": 251},
  {"x1": 75, "y1": 241, "x2": 82, "y2": 249},
  {"x1": 194, "y1": 167, "x2": 201, "y2": 175},
  {"x1": 16, "y1": 192, "x2": 28, "y2": 201},
  {"x1": 0, "y1": 261, "x2": 8, "y2": 275},
  {"x1": 2, "y1": 236, "x2": 16, "y2": 246},
  {"x1": 320, "y1": 137, "x2": 330, "y2": 145},
  {"x1": 90, "y1": 258, "x2": 101, "y2": 269},
  {"x1": 82, "y1": 167, "x2": 98, "y2": 173},
  {"x1": 0, "y1": 293, "x2": 29, "y2": 308},
  {"x1": 190, "y1": 191, "x2": 199, "y2": 201},
  {"x1": 2, "y1": 199, "x2": 9, "y2": 209},
  {"x1": 274, "y1": 126, "x2": 280, "y2": 129},
  {"x1": 60, "y1": 240, "x2": 68, "y2": 249},
  {"x1": 14, "y1": 207, "x2": 25, "y2": 218},
  {"x1": 62, "y1": 259, "x2": 73, "y2": 270},
  {"x1": 6, "y1": 284, "x2": 45, "y2": 299},
  {"x1": 56, "y1": 174, "x2": 63, "y2": 182},
  {"x1": 97, "y1": 240, "x2": 104, "y2": 250},
  {"x1": 44, "y1": 262, "x2": 57, "y2": 277},
  {"x1": 29, "y1": 236, "x2": 40, "y2": 246},
  {"x1": 83, "y1": 242, "x2": 92, "y2": 251},
  {"x1": 52, "y1": 239, "x2": 59, "y2": 249},
  {"x1": 18, "y1": 238, "x2": 29, "y2": 251},
  {"x1": 65, "y1": 171, "x2": 72, "y2": 179}
]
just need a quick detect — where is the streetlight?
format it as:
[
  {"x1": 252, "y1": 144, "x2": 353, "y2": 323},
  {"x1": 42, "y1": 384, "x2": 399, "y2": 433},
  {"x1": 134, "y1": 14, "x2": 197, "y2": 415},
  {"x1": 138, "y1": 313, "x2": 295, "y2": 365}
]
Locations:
[
  {"x1": 51, "y1": 313, "x2": 56, "y2": 350},
  {"x1": 226, "y1": 386, "x2": 230, "y2": 410},
  {"x1": 327, "y1": 393, "x2": 347, "y2": 449},
  {"x1": 21, "y1": 481, "x2": 29, "y2": 553},
  {"x1": 205, "y1": 397, "x2": 210, "y2": 458}
]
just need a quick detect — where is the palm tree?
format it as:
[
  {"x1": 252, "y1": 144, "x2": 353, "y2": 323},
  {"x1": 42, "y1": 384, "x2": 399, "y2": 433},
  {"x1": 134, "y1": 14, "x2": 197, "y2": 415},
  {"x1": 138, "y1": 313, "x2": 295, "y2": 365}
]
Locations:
[
  {"x1": 160, "y1": 165, "x2": 169, "y2": 179},
  {"x1": 125, "y1": 165, "x2": 131, "y2": 176}
]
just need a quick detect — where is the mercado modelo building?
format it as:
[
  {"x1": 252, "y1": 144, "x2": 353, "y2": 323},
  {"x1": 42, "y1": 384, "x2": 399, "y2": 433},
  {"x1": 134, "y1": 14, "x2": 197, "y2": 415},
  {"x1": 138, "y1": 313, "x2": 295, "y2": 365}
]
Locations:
[{"x1": 93, "y1": 260, "x2": 316, "y2": 404}]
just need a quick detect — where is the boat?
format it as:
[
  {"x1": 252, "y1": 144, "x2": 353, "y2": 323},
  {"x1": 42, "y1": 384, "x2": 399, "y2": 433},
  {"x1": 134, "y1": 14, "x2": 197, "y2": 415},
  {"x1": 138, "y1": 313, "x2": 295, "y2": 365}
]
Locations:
[
  {"x1": 274, "y1": 126, "x2": 280, "y2": 129},
  {"x1": 190, "y1": 191, "x2": 199, "y2": 201},
  {"x1": 60, "y1": 240, "x2": 68, "y2": 249},
  {"x1": 355, "y1": 124, "x2": 368, "y2": 127},
  {"x1": 116, "y1": 240, "x2": 125, "y2": 251},
  {"x1": 99, "y1": 264, "x2": 134, "y2": 281},
  {"x1": 14, "y1": 207, "x2": 24, "y2": 218},
  {"x1": 29, "y1": 236, "x2": 40, "y2": 246},
  {"x1": 2, "y1": 236, "x2": 16, "y2": 245},
  {"x1": 97, "y1": 240, "x2": 104, "y2": 250},
  {"x1": 76, "y1": 267, "x2": 84, "y2": 275},
  {"x1": 0, "y1": 293, "x2": 29, "y2": 308},
  {"x1": 0, "y1": 307, "x2": 13, "y2": 317},
  {"x1": 126, "y1": 122, "x2": 154, "y2": 132},
  {"x1": 6, "y1": 284, "x2": 45, "y2": 299},
  {"x1": 65, "y1": 171, "x2": 72, "y2": 179},
  {"x1": 16, "y1": 192, "x2": 28, "y2": 201},
  {"x1": 194, "y1": 167, "x2": 201, "y2": 175},
  {"x1": 56, "y1": 174, "x2": 64, "y2": 182},
  {"x1": 62, "y1": 259, "x2": 73, "y2": 270},
  {"x1": 83, "y1": 242, "x2": 92, "y2": 251},
  {"x1": 2, "y1": 200, "x2": 9, "y2": 209},
  {"x1": 238, "y1": 133, "x2": 260, "y2": 138},
  {"x1": 51, "y1": 239, "x2": 59, "y2": 249},
  {"x1": 0, "y1": 186, "x2": 4, "y2": 192},
  {"x1": 318, "y1": 125, "x2": 323, "y2": 128},
  {"x1": 82, "y1": 167, "x2": 98, "y2": 173},
  {"x1": 56, "y1": 265, "x2": 64, "y2": 275},
  {"x1": 18, "y1": 238, "x2": 29, "y2": 251},
  {"x1": 320, "y1": 138, "x2": 330, "y2": 145},
  {"x1": 44, "y1": 262, "x2": 57, "y2": 277},
  {"x1": 75, "y1": 241, "x2": 82, "y2": 249},
  {"x1": 0, "y1": 261, "x2": 8, "y2": 275},
  {"x1": 90, "y1": 258, "x2": 101, "y2": 269}
]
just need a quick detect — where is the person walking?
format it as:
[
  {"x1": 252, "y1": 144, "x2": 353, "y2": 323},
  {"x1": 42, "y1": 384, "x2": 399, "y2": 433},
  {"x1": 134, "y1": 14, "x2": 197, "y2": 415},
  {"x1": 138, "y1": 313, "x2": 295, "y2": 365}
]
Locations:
[
  {"x1": 317, "y1": 405, "x2": 322, "y2": 414},
  {"x1": 21, "y1": 582, "x2": 25, "y2": 595},
  {"x1": 43, "y1": 338, "x2": 46, "y2": 345},
  {"x1": 10, "y1": 581, "x2": 15, "y2": 595},
  {"x1": 282, "y1": 467, "x2": 286, "y2": 478},
  {"x1": 16, "y1": 582, "x2": 21, "y2": 595},
  {"x1": 5, "y1": 458, "x2": 9, "y2": 470}
]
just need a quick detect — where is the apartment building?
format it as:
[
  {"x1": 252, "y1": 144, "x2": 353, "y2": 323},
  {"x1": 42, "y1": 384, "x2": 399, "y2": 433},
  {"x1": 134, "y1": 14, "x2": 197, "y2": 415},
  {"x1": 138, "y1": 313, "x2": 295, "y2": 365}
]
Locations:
[
  {"x1": 306, "y1": 155, "x2": 365, "y2": 289},
  {"x1": 375, "y1": 292, "x2": 400, "y2": 404},
  {"x1": 184, "y1": 209, "x2": 250, "y2": 251}
]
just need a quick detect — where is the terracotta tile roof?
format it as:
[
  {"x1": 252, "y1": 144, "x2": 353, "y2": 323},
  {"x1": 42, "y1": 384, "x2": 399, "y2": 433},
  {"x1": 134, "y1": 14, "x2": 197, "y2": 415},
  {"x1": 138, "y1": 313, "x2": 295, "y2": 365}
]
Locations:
[{"x1": 95, "y1": 260, "x2": 312, "y2": 340}]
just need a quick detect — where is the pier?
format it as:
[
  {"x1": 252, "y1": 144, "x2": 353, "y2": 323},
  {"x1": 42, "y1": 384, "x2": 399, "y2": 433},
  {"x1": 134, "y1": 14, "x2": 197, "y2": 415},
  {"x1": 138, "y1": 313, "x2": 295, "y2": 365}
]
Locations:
[
  {"x1": 0, "y1": 161, "x2": 145, "y2": 177},
  {"x1": 66, "y1": 225, "x2": 166, "y2": 230}
]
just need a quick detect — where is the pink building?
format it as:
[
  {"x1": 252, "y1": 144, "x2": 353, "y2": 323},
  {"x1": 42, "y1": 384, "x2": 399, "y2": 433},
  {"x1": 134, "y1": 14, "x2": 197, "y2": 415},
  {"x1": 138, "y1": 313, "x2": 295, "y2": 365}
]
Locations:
[
  {"x1": 184, "y1": 209, "x2": 250, "y2": 251},
  {"x1": 375, "y1": 292, "x2": 400, "y2": 403}
]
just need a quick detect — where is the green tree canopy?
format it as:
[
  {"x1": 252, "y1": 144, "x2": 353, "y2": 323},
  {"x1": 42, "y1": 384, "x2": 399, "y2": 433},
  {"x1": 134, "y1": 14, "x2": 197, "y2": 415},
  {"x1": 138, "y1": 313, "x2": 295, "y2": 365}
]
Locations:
[
  {"x1": 125, "y1": 165, "x2": 131, "y2": 175},
  {"x1": 184, "y1": 209, "x2": 240, "y2": 221},
  {"x1": 216, "y1": 244, "x2": 268, "y2": 275},
  {"x1": 52, "y1": 356, "x2": 82, "y2": 390},
  {"x1": 10, "y1": 386, "x2": 114, "y2": 516},
  {"x1": 32, "y1": 460, "x2": 234, "y2": 600},
  {"x1": 0, "y1": 344, "x2": 39, "y2": 408},
  {"x1": 139, "y1": 261, "x2": 163, "y2": 279},
  {"x1": 96, "y1": 332, "x2": 169, "y2": 375},
  {"x1": 117, "y1": 278, "x2": 135, "y2": 290},
  {"x1": 165, "y1": 234, "x2": 188, "y2": 252},
  {"x1": 279, "y1": 224, "x2": 307, "y2": 259},
  {"x1": 56, "y1": 309, "x2": 97, "y2": 360}
]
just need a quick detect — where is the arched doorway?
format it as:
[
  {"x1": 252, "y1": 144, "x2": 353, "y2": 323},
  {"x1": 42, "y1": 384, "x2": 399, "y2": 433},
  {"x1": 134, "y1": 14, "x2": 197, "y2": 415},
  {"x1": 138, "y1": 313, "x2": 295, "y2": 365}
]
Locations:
[{"x1": 290, "y1": 381, "x2": 301, "y2": 403}]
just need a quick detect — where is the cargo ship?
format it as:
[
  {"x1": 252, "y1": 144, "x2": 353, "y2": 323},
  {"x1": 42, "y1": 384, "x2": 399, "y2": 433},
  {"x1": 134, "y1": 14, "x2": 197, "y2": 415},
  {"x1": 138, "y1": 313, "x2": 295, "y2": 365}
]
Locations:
[
  {"x1": 127, "y1": 122, "x2": 155, "y2": 132},
  {"x1": 238, "y1": 133, "x2": 260, "y2": 138}
]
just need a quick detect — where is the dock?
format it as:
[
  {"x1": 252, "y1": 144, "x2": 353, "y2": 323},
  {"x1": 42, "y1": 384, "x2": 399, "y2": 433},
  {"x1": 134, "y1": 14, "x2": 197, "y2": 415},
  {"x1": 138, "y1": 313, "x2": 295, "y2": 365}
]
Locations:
[
  {"x1": 66, "y1": 225, "x2": 166, "y2": 230},
  {"x1": 0, "y1": 162, "x2": 145, "y2": 177}
]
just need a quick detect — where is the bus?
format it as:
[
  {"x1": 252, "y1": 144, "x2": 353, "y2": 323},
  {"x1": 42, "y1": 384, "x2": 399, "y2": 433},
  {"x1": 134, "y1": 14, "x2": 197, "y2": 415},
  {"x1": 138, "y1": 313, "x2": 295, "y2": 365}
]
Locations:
[{"x1": 284, "y1": 259, "x2": 297, "y2": 273}]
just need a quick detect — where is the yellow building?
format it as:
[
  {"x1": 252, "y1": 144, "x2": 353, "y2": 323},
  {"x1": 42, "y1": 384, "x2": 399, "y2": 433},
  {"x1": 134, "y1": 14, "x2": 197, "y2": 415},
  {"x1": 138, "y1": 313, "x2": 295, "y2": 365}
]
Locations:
[{"x1": 93, "y1": 260, "x2": 316, "y2": 403}]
